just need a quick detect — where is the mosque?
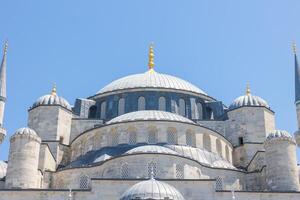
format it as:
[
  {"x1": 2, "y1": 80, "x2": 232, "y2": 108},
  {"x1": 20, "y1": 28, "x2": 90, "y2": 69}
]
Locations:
[{"x1": 0, "y1": 41, "x2": 300, "y2": 200}]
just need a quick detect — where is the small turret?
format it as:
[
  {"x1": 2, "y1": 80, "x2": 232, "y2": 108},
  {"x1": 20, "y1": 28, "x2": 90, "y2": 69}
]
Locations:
[{"x1": 0, "y1": 41, "x2": 7, "y2": 144}]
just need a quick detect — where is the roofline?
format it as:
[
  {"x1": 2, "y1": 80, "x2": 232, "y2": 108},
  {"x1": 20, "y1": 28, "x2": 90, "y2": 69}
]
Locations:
[{"x1": 227, "y1": 105, "x2": 274, "y2": 114}]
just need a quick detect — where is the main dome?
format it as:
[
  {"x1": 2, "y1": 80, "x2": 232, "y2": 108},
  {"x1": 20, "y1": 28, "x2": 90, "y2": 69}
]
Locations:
[{"x1": 97, "y1": 70, "x2": 207, "y2": 95}]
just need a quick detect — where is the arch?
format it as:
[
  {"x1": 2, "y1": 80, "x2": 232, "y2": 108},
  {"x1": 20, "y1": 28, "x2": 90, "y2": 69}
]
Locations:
[
  {"x1": 100, "y1": 101, "x2": 106, "y2": 119},
  {"x1": 179, "y1": 98, "x2": 186, "y2": 116},
  {"x1": 203, "y1": 134, "x2": 212, "y2": 152},
  {"x1": 148, "y1": 161, "x2": 157, "y2": 178},
  {"x1": 121, "y1": 163, "x2": 129, "y2": 179},
  {"x1": 138, "y1": 96, "x2": 146, "y2": 110},
  {"x1": 118, "y1": 98, "x2": 125, "y2": 115},
  {"x1": 171, "y1": 99, "x2": 178, "y2": 114},
  {"x1": 110, "y1": 129, "x2": 119, "y2": 146},
  {"x1": 88, "y1": 105, "x2": 97, "y2": 119},
  {"x1": 167, "y1": 127, "x2": 178, "y2": 145},
  {"x1": 197, "y1": 103, "x2": 203, "y2": 119},
  {"x1": 186, "y1": 130, "x2": 196, "y2": 147},
  {"x1": 158, "y1": 96, "x2": 166, "y2": 111},
  {"x1": 225, "y1": 145, "x2": 230, "y2": 161},
  {"x1": 79, "y1": 175, "x2": 90, "y2": 189},
  {"x1": 148, "y1": 126, "x2": 158, "y2": 144},
  {"x1": 176, "y1": 163, "x2": 184, "y2": 179},
  {"x1": 216, "y1": 139, "x2": 222, "y2": 157},
  {"x1": 128, "y1": 131, "x2": 137, "y2": 145}
]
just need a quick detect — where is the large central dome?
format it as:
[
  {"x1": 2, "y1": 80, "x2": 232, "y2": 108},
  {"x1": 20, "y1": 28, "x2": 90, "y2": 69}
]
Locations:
[{"x1": 97, "y1": 70, "x2": 207, "y2": 95}]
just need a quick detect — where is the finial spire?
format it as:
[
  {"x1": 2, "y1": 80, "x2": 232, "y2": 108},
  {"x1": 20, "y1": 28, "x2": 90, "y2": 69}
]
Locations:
[
  {"x1": 148, "y1": 43, "x2": 155, "y2": 71},
  {"x1": 246, "y1": 83, "x2": 251, "y2": 95},
  {"x1": 51, "y1": 83, "x2": 57, "y2": 96},
  {"x1": 293, "y1": 42, "x2": 297, "y2": 55},
  {"x1": 3, "y1": 41, "x2": 8, "y2": 56}
]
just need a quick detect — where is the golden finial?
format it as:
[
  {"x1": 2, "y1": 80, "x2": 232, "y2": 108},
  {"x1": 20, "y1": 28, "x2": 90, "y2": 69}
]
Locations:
[
  {"x1": 3, "y1": 40, "x2": 8, "y2": 55},
  {"x1": 246, "y1": 83, "x2": 251, "y2": 95},
  {"x1": 51, "y1": 83, "x2": 57, "y2": 96},
  {"x1": 292, "y1": 41, "x2": 297, "y2": 55},
  {"x1": 148, "y1": 43, "x2": 155, "y2": 71}
]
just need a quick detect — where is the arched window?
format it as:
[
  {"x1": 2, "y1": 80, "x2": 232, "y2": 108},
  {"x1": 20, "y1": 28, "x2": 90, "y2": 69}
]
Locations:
[
  {"x1": 158, "y1": 97, "x2": 166, "y2": 111},
  {"x1": 215, "y1": 176, "x2": 223, "y2": 191},
  {"x1": 118, "y1": 98, "x2": 125, "y2": 115},
  {"x1": 167, "y1": 128, "x2": 178, "y2": 145},
  {"x1": 179, "y1": 98, "x2": 186, "y2": 116},
  {"x1": 216, "y1": 139, "x2": 222, "y2": 157},
  {"x1": 186, "y1": 130, "x2": 196, "y2": 147},
  {"x1": 79, "y1": 175, "x2": 90, "y2": 189},
  {"x1": 88, "y1": 105, "x2": 97, "y2": 119},
  {"x1": 176, "y1": 164, "x2": 184, "y2": 179},
  {"x1": 138, "y1": 96, "x2": 146, "y2": 110},
  {"x1": 121, "y1": 163, "x2": 129, "y2": 179},
  {"x1": 148, "y1": 161, "x2": 157, "y2": 178},
  {"x1": 100, "y1": 101, "x2": 106, "y2": 119},
  {"x1": 171, "y1": 99, "x2": 178, "y2": 114},
  {"x1": 203, "y1": 134, "x2": 211, "y2": 152},
  {"x1": 111, "y1": 131, "x2": 119, "y2": 146},
  {"x1": 148, "y1": 126, "x2": 158, "y2": 144},
  {"x1": 129, "y1": 131, "x2": 137, "y2": 145},
  {"x1": 197, "y1": 103, "x2": 203, "y2": 119},
  {"x1": 225, "y1": 145, "x2": 230, "y2": 161}
]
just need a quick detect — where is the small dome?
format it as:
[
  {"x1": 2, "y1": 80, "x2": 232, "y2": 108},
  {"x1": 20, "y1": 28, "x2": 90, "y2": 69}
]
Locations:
[
  {"x1": 0, "y1": 160, "x2": 7, "y2": 179},
  {"x1": 125, "y1": 145, "x2": 179, "y2": 155},
  {"x1": 120, "y1": 178, "x2": 185, "y2": 200},
  {"x1": 266, "y1": 130, "x2": 293, "y2": 141},
  {"x1": 13, "y1": 127, "x2": 38, "y2": 137},
  {"x1": 107, "y1": 110, "x2": 195, "y2": 125},
  {"x1": 229, "y1": 85, "x2": 269, "y2": 110}
]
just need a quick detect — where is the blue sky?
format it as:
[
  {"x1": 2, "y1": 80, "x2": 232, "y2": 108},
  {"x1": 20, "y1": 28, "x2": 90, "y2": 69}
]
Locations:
[{"x1": 0, "y1": 1, "x2": 300, "y2": 160}]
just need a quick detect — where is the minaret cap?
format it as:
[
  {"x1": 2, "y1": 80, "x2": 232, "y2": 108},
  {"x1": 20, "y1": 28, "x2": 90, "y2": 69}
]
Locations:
[
  {"x1": 51, "y1": 83, "x2": 57, "y2": 96},
  {"x1": 292, "y1": 42, "x2": 297, "y2": 55},
  {"x1": 3, "y1": 41, "x2": 8, "y2": 55},
  {"x1": 148, "y1": 43, "x2": 155, "y2": 71},
  {"x1": 246, "y1": 83, "x2": 251, "y2": 95}
]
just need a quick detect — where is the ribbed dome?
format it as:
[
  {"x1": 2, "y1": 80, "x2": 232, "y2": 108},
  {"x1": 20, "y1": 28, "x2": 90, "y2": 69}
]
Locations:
[
  {"x1": 32, "y1": 94, "x2": 71, "y2": 110},
  {"x1": 266, "y1": 130, "x2": 293, "y2": 141},
  {"x1": 125, "y1": 145, "x2": 179, "y2": 155},
  {"x1": 107, "y1": 110, "x2": 195, "y2": 124},
  {"x1": 0, "y1": 160, "x2": 7, "y2": 179},
  {"x1": 13, "y1": 127, "x2": 38, "y2": 137},
  {"x1": 120, "y1": 178, "x2": 185, "y2": 200},
  {"x1": 229, "y1": 93, "x2": 269, "y2": 110},
  {"x1": 97, "y1": 70, "x2": 206, "y2": 95}
]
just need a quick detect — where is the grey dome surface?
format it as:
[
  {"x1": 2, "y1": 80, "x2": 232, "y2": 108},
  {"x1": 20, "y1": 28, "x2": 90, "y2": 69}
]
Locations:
[
  {"x1": 97, "y1": 70, "x2": 206, "y2": 95},
  {"x1": 0, "y1": 160, "x2": 7, "y2": 179},
  {"x1": 267, "y1": 130, "x2": 293, "y2": 140},
  {"x1": 107, "y1": 110, "x2": 195, "y2": 124},
  {"x1": 229, "y1": 93, "x2": 269, "y2": 110},
  {"x1": 120, "y1": 178, "x2": 185, "y2": 200},
  {"x1": 125, "y1": 145, "x2": 179, "y2": 155},
  {"x1": 32, "y1": 94, "x2": 71, "y2": 110},
  {"x1": 13, "y1": 127, "x2": 38, "y2": 137}
]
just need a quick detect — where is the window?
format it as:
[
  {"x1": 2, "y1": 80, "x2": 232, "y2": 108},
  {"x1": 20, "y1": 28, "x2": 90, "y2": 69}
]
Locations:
[
  {"x1": 158, "y1": 97, "x2": 166, "y2": 111},
  {"x1": 238, "y1": 137, "x2": 244, "y2": 145},
  {"x1": 88, "y1": 105, "x2": 97, "y2": 119},
  {"x1": 176, "y1": 164, "x2": 184, "y2": 179},
  {"x1": 129, "y1": 131, "x2": 137, "y2": 145},
  {"x1": 148, "y1": 162, "x2": 157, "y2": 178},
  {"x1": 167, "y1": 128, "x2": 178, "y2": 145},
  {"x1": 121, "y1": 163, "x2": 129, "y2": 179},
  {"x1": 100, "y1": 101, "x2": 106, "y2": 119},
  {"x1": 171, "y1": 99, "x2": 178, "y2": 114},
  {"x1": 197, "y1": 103, "x2": 203, "y2": 119},
  {"x1": 79, "y1": 175, "x2": 90, "y2": 189},
  {"x1": 179, "y1": 98, "x2": 186, "y2": 116},
  {"x1": 216, "y1": 139, "x2": 222, "y2": 157},
  {"x1": 225, "y1": 146, "x2": 230, "y2": 162},
  {"x1": 186, "y1": 131, "x2": 196, "y2": 147},
  {"x1": 148, "y1": 126, "x2": 158, "y2": 144},
  {"x1": 138, "y1": 96, "x2": 146, "y2": 110},
  {"x1": 118, "y1": 98, "x2": 125, "y2": 115},
  {"x1": 203, "y1": 134, "x2": 211, "y2": 152},
  {"x1": 111, "y1": 132, "x2": 119, "y2": 146},
  {"x1": 215, "y1": 176, "x2": 223, "y2": 191}
]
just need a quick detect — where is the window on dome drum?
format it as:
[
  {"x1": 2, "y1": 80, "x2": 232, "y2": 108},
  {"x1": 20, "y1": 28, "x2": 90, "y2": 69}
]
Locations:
[
  {"x1": 179, "y1": 98, "x2": 186, "y2": 116},
  {"x1": 138, "y1": 96, "x2": 146, "y2": 110},
  {"x1": 176, "y1": 164, "x2": 184, "y2": 179},
  {"x1": 148, "y1": 131, "x2": 157, "y2": 144},
  {"x1": 118, "y1": 98, "x2": 125, "y2": 115},
  {"x1": 79, "y1": 175, "x2": 90, "y2": 189},
  {"x1": 100, "y1": 101, "x2": 106, "y2": 119},
  {"x1": 197, "y1": 103, "x2": 203, "y2": 119},
  {"x1": 167, "y1": 128, "x2": 178, "y2": 145},
  {"x1": 148, "y1": 162, "x2": 157, "y2": 178},
  {"x1": 158, "y1": 96, "x2": 166, "y2": 111},
  {"x1": 88, "y1": 105, "x2": 97, "y2": 119},
  {"x1": 186, "y1": 131, "x2": 196, "y2": 147},
  {"x1": 203, "y1": 134, "x2": 212, "y2": 152},
  {"x1": 128, "y1": 131, "x2": 137, "y2": 145},
  {"x1": 225, "y1": 145, "x2": 230, "y2": 161},
  {"x1": 121, "y1": 163, "x2": 129, "y2": 179},
  {"x1": 171, "y1": 99, "x2": 178, "y2": 114},
  {"x1": 216, "y1": 139, "x2": 222, "y2": 157},
  {"x1": 111, "y1": 132, "x2": 119, "y2": 146},
  {"x1": 215, "y1": 176, "x2": 223, "y2": 191}
]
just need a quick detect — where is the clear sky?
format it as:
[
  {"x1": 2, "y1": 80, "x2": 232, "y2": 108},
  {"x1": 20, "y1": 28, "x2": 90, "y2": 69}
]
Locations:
[{"x1": 0, "y1": 1, "x2": 300, "y2": 161}]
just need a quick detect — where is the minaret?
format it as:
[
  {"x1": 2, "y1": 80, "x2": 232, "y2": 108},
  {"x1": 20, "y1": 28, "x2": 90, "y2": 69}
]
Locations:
[{"x1": 0, "y1": 41, "x2": 7, "y2": 144}]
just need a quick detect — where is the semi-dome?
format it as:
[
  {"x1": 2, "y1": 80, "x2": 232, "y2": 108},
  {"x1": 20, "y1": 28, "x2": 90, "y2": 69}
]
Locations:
[
  {"x1": 0, "y1": 160, "x2": 7, "y2": 179},
  {"x1": 266, "y1": 130, "x2": 294, "y2": 141},
  {"x1": 229, "y1": 85, "x2": 269, "y2": 110},
  {"x1": 31, "y1": 86, "x2": 71, "y2": 110},
  {"x1": 13, "y1": 127, "x2": 38, "y2": 137},
  {"x1": 107, "y1": 110, "x2": 195, "y2": 125},
  {"x1": 125, "y1": 145, "x2": 179, "y2": 155},
  {"x1": 97, "y1": 70, "x2": 207, "y2": 96},
  {"x1": 120, "y1": 177, "x2": 185, "y2": 200}
]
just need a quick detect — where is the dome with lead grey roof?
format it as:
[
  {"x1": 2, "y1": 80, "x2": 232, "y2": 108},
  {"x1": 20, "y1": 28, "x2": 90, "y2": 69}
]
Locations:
[
  {"x1": 107, "y1": 110, "x2": 195, "y2": 125},
  {"x1": 13, "y1": 127, "x2": 38, "y2": 137},
  {"x1": 125, "y1": 145, "x2": 179, "y2": 155},
  {"x1": 97, "y1": 70, "x2": 207, "y2": 96},
  {"x1": 31, "y1": 86, "x2": 71, "y2": 110},
  {"x1": 0, "y1": 160, "x2": 7, "y2": 179},
  {"x1": 120, "y1": 177, "x2": 185, "y2": 200},
  {"x1": 229, "y1": 85, "x2": 269, "y2": 110}
]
